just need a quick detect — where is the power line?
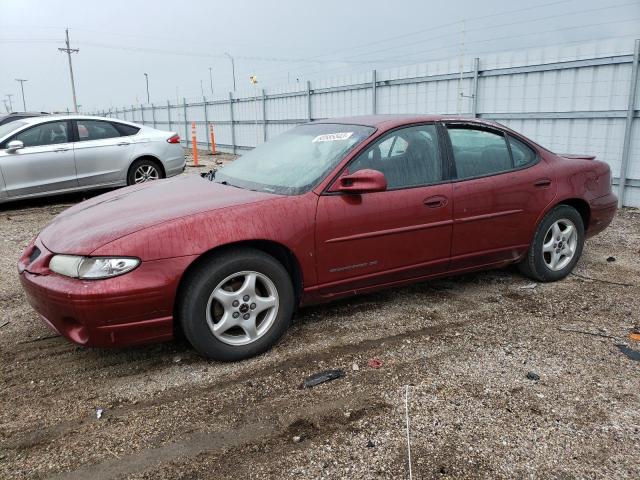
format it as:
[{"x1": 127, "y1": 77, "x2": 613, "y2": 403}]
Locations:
[
  {"x1": 263, "y1": 1, "x2": 639, "y2": 81},
  {"x1": 252, "y1": 0, "x2": 581, "y2": 78},
  {"x1": 282, "y1": 16, "x2": 640, "y2": 82}
]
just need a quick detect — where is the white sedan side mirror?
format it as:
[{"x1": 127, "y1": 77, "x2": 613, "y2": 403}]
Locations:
[{"x1": 6, "y1": 140, "x2": 24, "y2": 152}]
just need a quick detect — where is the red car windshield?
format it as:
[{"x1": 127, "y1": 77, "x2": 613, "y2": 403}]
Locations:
[{"x1": 215, "y1": 123, "x2": 375, "y2": 195}]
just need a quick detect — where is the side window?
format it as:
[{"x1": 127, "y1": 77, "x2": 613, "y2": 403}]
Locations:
[
  {"x1": 113, "y1": 122, "x2": 140, "y2": 136},
  {"x1": 76, "y1": 120, "x2": 122, "y2": 141},
  {"x1": 508, "y1": 135, "x2": 536, "y2": 168},
  {"x1": 14, "y1": 121, "x2": 69, "y2": 147},
  {"x1": 348, "y1": 125, "x2": 442, "y2": 189},
  {"x1": 448, "y1": 127, "x2": 511, "y2": 179}
]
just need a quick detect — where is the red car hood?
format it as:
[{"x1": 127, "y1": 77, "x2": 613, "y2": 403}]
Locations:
[{"x1": 40, "y1": 176, "x2": 279, "y2": 254}]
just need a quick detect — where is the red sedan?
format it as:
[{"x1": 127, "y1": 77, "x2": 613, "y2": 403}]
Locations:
[{"x1": 18, "y1": 115, "x2": 617, "y2": 360}]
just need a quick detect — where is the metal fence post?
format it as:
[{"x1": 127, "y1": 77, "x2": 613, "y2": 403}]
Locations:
[
  {"x1": 372, "y1": 69, "x2": 377, "y2": 114},
  {"x1": 307, "y1": 81, "x2": 312, "y2": 122},
  {"x1": 203, "y1": 96, "x2": 210, "y2": 153},
  {"x1": 131, "y1": 105, "x2": 135, "y2": 123},
  {"x1": 140, "y1": 104, "x2": 145, "y2": 125},
  {"x1": 472, "y1": 57, "x2": 480, "y2": 117},
  {"x1": 229, "y1": 91, "x2": 236, "y2": 155},
  {"x1": 262, "y1": 88, "x2": 267, "y2": 142},
  {"x1": 167, "y1": 100, "x2": 172, "y2": 132},
  {"x1": 618, "y1": 39, "x2": 640, "y2": 208},
  {"x1": 183, "y1": 98, "x2": 189, "y2": 149},
  {"x1": 151, "y1": 103, "x2": 157, "y2": 129}
]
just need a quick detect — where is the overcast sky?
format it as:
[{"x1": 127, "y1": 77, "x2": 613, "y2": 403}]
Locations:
[{"x1": 1, "y1": 0, "x2": 638, "y2": 112}]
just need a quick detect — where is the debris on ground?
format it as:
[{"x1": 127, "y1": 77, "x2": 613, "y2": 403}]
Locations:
[
  {"x1": 0, "y1": 320, "x2": 9, "y2": 329},
  {"x1": 606, "y1": 256, "x2": 616, "y2": 262},
  {"x1": 292, "y1": 435, "x2": 302, "y2": 443},
  {"x1": 630, "y1": 325, "x2": 640, "y2": 341},
  {"x1": 301, "y1": 369, "x2": 345, "y2": 389},
  {"x1": 366, "y1": 440, "x2": 375, "y2": 448},
  {"x1": 96, "y1": 408, "x2": 105, "y2": 419},
  {"x1": 173, "y1": 355, "x2": 183, "y2": 363},
  {"x1": 526, "y1": 371, "x2": 540, "y2": 381},
  {"x1": 615, "y1": 344, "x2": 640, "y2": 362},
  {"x1": 367, "y1": 358, "x2": 383, "y2": 369},
  {"x1": 352, "y1": 363, "x2": 359, "y2": 371},
  {"x1": 519, "y1": 283, "x2": 538, "y2": 289}
]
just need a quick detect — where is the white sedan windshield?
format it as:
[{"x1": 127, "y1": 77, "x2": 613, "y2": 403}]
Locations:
[
  {"x1": 0, "y1": 121, "x2": 27, "y2": 141},
  {"x1": 215, "y1": 123, "x2": 375, "y2": 194}
]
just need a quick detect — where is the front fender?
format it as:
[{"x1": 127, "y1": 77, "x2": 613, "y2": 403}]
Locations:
[{"x1": 91, "y1": 193, "x2": 319, "y2": 288}]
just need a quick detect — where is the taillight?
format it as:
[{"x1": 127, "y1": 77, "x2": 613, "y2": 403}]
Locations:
[{"x1": 167, "y1": 134, "x2": 180, "y2": 144}]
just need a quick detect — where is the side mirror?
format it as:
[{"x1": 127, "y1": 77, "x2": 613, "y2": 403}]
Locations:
[
  {"x1": 6, "y1": 140, "x2": 24, "y2": 152},
  {"x1": 330, "y1": 169, "x2": 387, "y2": 194}
]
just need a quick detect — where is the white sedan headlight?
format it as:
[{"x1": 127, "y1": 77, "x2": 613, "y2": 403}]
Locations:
[{"x1": 49, "y1": 255, "x2": 140, "y2": 279}]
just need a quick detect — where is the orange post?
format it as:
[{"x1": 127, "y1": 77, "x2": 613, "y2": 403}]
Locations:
[
  {"x1": 209, "y1": 123, "x2": 216, "y2": 155},
  {"x1": 191, "y1": 122, "x2": 198, "y2": 166}
]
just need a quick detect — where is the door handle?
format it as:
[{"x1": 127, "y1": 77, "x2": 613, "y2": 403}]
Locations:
[
  {"x1": 53, "y1": 147, "x2": 69, "y2": 152},
  {"x1": 117, "y1": 142, "x2": 129, "y2": 146},
  {"x1": 423, "y1": 195, "x2": 448, "y2": 208},
  {"x1": 534, "y1": 178, "x2": 552, "y2": 188}
]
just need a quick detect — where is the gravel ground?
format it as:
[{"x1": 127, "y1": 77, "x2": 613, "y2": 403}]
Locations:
[{"x1": 0, "y1": 155, "x2": 639, "y2": 479}]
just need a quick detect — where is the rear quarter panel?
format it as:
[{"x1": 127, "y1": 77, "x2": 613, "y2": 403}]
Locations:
[{"x1": 537, "y1": 153, "x2": 615, "y2": 233}]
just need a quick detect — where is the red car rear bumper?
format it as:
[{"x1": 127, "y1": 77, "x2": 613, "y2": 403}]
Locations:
[
  {"x1": 587, "y1": 193, "x2": 617, "y2": 238},
  {"x1": 18, "y1": 238, "x2": 197, "y2": 347}
]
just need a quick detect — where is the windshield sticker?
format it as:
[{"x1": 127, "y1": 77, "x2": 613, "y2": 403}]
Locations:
[{"x1": 312, "y1": 132, "x2": 353, "y2": 143}]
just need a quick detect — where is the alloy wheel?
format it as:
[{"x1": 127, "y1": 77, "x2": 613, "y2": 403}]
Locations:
[
  {"x1": 206, "y1": 271, "x2": 279, "y2": 346},
  {"x1": 133, "y1": 164, "x2": 160, "y2": 183},
  {"x1": 542, "y1": 218, "x2": 578, "y2": 271}
]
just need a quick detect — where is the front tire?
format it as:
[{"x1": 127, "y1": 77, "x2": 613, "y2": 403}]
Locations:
[
  {"x1": 178, "y1": 248, "x2": 295, "y2": 361},
  {"x1": 518, "y1": 205, "x2": 584, "y2": 282}
]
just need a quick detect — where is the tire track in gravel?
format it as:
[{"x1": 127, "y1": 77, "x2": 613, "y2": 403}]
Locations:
[
  {"x1": 45, "y1": 393, "x2": 391, "y2": 480},
  {"x1": 2, "y1": 316, "x2": 476, "y2": 452}
]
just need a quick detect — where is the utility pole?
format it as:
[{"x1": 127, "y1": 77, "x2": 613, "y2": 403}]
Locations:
[
  {"x1": 144, "y1": 73, "x2": 150, "y2": 103},
  {"x1": 2, "y1": 99, "x2": 10, "y2": 113},
  {"x1": 58, "y1": 28, "x2": 79, "y2": 112},
  {"x1": 200, "y1": 79, "x2": 204, "y2": 97},
  {"x1": 224, "y1": 52, "x2": 236, "y2": 92},
  {"x1": 5, "y1": 94, "x2": 14, "y2": 112},
  {"x1": 15, "y1": 79, "x2": 27, "y2": 111},
  {"x1": 208, "y1": 67, "x2": 214, "y2": 95}
]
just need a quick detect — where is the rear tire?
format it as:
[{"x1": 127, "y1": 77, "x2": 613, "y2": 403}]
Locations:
[
  {"x1": 518, "y1": 205, "x2": 584, "y2": 282},
  {"x1": 127, "y1": 158, "x2": 164, "y2": 185},
  {"x1": 178, "y1": 248, "x2": 294, "y2": 361}
]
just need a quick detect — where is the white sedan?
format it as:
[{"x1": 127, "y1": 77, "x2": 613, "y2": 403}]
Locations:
[{"x1": 0, "y1": 115, "x2": 185, "y2": 203}]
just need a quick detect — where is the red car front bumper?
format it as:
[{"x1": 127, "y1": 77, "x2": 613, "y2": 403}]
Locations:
[{"x1": 18, "y1": 238, "x2": 197, "y2": 347}]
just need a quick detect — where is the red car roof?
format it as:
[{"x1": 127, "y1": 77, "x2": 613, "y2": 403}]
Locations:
[{"x1": 312, "y1": 114, "x2": 499, "y2": 129}]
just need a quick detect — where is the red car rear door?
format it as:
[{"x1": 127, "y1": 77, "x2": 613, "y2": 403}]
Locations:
[
  {"x1": 444, "y1": 122, "x2": 556, "y2": 271},
  {"x1": 314, "y1": 123, "x2": 453, "y2": 297}
]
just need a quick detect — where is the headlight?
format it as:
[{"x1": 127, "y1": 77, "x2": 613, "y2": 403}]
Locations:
[{"x1": 49, "y1": 255, "x2": 140, "y2": 279}]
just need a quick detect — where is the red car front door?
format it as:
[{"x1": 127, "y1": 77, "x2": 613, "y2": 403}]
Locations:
[
  {"x1": 314, "y1": 124, "x2": 453, "y2": 298},
  {"x1": 444, "y1": 123, "x2": 557, "y2": 271}
]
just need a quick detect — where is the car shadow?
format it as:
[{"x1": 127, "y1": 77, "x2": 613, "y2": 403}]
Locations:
[{"x1": 0, "y1": 188, "x2": 115, "y2": 212}]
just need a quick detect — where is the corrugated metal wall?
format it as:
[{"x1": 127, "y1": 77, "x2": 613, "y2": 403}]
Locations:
[{"x1": 99, "y1": 38, "x2": 640, "y2": 207}]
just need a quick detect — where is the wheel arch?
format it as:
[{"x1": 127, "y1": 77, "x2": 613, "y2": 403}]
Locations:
[
  {"x1": 173, "y1": 239, "x2": 304, "y2": 336},
  {"x1": 557, "y1": 198, "x2": 590, "y2": 230},
  {"x1": 534, "y1": 197, "x2": 591, "y2": 235}
]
